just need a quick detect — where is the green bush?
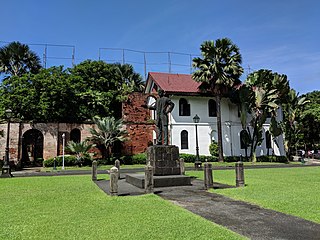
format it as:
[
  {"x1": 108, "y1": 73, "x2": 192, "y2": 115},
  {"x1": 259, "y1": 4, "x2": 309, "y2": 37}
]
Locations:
[
  {"x1": 209, "y1": 141, "x2": 219, "y2": 160},
  {"x1": 120, "y1": 155, "x2": 133, "y2": 165},
  {"x1": 178, "y1": 154, "x2": 287, "y2": 163},
  {"x1": 224, "y1": 156, "x2": 242, "y2": 162},
  {"x1": 0, "y1": 160, "x2": 3, "y2": 170},
  {"x1": 43, "y1": 155, "x2": 92, "y2": 167},
  {"x1": 132, "y1": 153, "x2": 146, "y2": 164},
  {"x1": 179, "y1": 153, "x2": 215, "y2": 163},
  {"x1": 256, "y1": 155, "x2": 288, "y2": 163}
]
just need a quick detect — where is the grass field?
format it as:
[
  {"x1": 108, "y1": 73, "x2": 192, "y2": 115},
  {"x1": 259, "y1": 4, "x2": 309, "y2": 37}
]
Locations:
[
  {"x1": 0, "y1": 175, "x2": 245, "y2": 240},
  {"x1": 188, "y1": 166, "x2": 320, "y2": 223},
  {"x1": 40, "y1": 161, "x2": 300, "y2": 172}
]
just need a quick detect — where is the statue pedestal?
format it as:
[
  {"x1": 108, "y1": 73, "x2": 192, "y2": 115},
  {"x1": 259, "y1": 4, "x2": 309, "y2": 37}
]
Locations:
[
  {"x1": 147, "y1": 145, "x2": 180, "y2": 175},
  {"x1": 126, "y1": 145, "x2": 191, "y2": 188}
]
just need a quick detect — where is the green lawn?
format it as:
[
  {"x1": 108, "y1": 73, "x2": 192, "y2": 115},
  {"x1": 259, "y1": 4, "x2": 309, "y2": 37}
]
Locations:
[
  {"x1": 40, "y1": 161, "x2": 300, "y2": 172},
  {"x1": 0, "y1": 175, "x2": 245, "y2": 240},
  {"x1": 188, "y1": 166, "x2": 320, "y2": 223}
]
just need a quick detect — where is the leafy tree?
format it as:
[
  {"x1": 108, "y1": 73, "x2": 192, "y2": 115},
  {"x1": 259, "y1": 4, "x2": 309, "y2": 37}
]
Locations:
[
  {"x1": 282, "y1": 89, "x2": 309, "y2": 158},
  {"x1": 0, "y1": 41, "x2": 42, "y2": 77},
  {"x1": 298, "y1": 91, "x2": 320, "y2": 151},
  {"x1": 0, "y1": 60, "x2": 142, "y2": 122},
  {"x1": 69, "y1": 60, "x2": 143, "y2": 119},
  {"x1": 238, "y1": 70, "x2": 290, "y2": 162},
  {"x1": 0, "y1": 66, "x2": 80, "y2": 121},
  {"x1": 209, "y1": 141, "x2": 219, "y2": 160},
  {"x1": 113, "y1": 63, "x2": 144, "y2": 92},
  {"x1": 66, "y1": 141, "x2": 94, "y2": 166},
  {"x1": 87, "y1": 116, "x2": 128, "y2": 159},
  {"x1": 192, "y1": 38, "x2": 243, "y2": 162}
]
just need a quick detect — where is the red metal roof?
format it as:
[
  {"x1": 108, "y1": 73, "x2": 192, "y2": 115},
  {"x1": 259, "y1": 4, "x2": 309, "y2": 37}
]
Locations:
[{"x1": 148, "y1": 72, "x2": 202, "y2": 94}]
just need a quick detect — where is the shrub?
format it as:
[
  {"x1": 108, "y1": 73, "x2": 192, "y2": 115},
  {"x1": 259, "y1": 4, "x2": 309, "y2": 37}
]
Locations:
[
  {"x1": 209, "y1": 141, "x2": 219, "y2": 160},
  {"x1": 256, "y1": 155, "x2": 288, "y2": 163},
  {"x1": 43, "y1": 155, "x2": 92, "y2": 167},
  {"x1": 179, "y1": 153, "x2": 215, "y2": 163},
  {"x1": 132, "y1": 153, "x2": 146, "y2": 164},
  {"x1": 120, "y1": 155, "x2": 133, "y2": 165},
  {"x1": 224, "y1": 156, "x2": 242, "y2": 162}
]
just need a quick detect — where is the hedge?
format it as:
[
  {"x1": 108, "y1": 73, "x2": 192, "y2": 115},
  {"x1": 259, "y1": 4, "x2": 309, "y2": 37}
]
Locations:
[
  {"x1": 43, "y1": 155, "x2": 92, "y2": 167},
  {"x1": 43, "y1": 153, "x2": 287, "y2": 167}
]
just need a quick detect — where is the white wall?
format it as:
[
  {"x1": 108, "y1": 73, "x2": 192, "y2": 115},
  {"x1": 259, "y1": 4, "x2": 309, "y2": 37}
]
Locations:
[{"x1": 167, "y1": 96, "x2": 285, "y2": 157}]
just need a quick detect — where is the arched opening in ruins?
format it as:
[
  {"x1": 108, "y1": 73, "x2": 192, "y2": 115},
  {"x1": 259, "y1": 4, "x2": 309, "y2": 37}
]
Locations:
[{"x1": 21, "y1": 129, "x2": 44, "y2": 167}]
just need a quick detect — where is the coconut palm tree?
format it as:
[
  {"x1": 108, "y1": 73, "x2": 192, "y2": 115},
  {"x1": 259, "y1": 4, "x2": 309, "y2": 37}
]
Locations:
[
  {"x1": 0, "y1": 41, "x2": 42, "y2": 77},
  {"x1": 66, "y1": 141, "x2": 95, "y2": 166},
  {"x1": 87, "y1": 116, "x2": 127, "y2": 159},
  {"x1": 192, "y1": 38, "x2": 243, "y2": 162}
]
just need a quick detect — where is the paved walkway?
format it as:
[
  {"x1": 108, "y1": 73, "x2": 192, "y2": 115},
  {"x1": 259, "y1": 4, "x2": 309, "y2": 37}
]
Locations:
[{"x1": 96, "y1": 178, "x2": 320, "y2": 240}]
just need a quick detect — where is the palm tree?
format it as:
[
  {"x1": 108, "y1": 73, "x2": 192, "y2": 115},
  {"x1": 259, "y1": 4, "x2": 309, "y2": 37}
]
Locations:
[
  {"x1": 114, "y1": 63, "x2": 145, "y2": 92},
  {"x1": 243, "y1": 70, "x2": 291, "y2": 162},
  {"x1": 87, "y1": 116, "x2": 128, "y2": 159},
  {"x1": 0, "y1": 41, "x2": 42, "y2": 77},
  {"x1": 249, "y1": 87, "x2": 279, "y2": 162},
  {"x1": 282, "y1": 89, "x2": 309, "y2": 159},
  {"x1": 192, "y1": 38, "x2": 243, "y2": 162},
  {"x1": 66, "y1": 141, "x2": 95, "y2": 166}
]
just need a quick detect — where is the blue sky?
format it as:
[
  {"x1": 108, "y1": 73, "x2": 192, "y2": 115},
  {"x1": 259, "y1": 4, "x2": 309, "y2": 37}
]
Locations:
[{"x1": 1, "y1": 0, "x2": 319, "y2": 94}]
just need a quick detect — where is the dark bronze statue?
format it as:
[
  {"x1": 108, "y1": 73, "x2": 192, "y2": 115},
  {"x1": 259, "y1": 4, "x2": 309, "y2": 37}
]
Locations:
[{"x1": 146, "y1": 89, "x2": 174, "y2": 145}]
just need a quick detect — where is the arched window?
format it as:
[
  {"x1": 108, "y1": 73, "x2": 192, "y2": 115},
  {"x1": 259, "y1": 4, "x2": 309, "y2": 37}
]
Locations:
[
  {"x1": 181, "y1": 130, "x2": 188, "y2": 149},
  {"x1": 265, "y1": 131, "x2": 272, "y2": 149},
  {"x1": 240, "y1": 130, "x2": 249, "y2": 149},
  {"x1": 179, "y1": 98, "x2": 190, "y2": 116},
  {"x1": 208, "y1": 99, "x2": 217, "y2": 117},
  {"x1": 70, "y1": 128, "x2": 81, "y2": 143}
]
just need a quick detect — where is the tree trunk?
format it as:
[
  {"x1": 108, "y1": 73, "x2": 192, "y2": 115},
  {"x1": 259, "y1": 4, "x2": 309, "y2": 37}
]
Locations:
[
  {"x1": 216, "y1": 95, "x2": 224, "y2": 162},
  {"x1": 250, "y1": 119, "x2": 258, "y2": 162}
]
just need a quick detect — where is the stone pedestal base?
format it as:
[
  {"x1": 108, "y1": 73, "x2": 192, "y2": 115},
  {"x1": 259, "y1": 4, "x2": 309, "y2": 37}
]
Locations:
[
  {"x1": 126, "y1": 174, "x2": 191, "y2": 188},
  {"x1": 147, "y1": 145, "x2": 180, "y2": 175}
]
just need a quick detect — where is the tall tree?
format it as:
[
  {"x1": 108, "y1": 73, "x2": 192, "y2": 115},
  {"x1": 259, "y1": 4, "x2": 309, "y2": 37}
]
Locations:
[
  {"x1": 69, "y1": 60, "x2": 143, "y2": 119},
  {"x1": 0, "y1": 41, "x2": 42, "y2": 77},
  {"x1": 238, "y1": 69, "x2": 290, "y2": 162},
  {"x1": 282, "y1": 89, "x2": 309, "y2": 159},
  {"x1": 192, "y1": 38, "x2": 243, "y2": 162},
  {"x1": 87, "y1": 117, "x2": 127, "y2": 159},
  {"x1": 298, "y1": 91, "x2": 320, "y2": 151},
  {"x1": 0, "y1": 60, "x2": 142, "y2": 122},
  {"x1": 0, "y1": 66, "x2": 80, "y2": 122}
]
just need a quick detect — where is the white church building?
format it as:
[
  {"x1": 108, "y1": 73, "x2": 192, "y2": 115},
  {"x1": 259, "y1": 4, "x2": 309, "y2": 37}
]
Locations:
[{"x1": 145, "y1": 72, "x2": 285, "y2": 157}]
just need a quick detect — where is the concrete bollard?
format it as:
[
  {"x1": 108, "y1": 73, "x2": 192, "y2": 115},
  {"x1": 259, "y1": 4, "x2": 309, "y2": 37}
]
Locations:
[
  {"x1": 92, "y1": 160, "x2": 97, "y2": 181},
  {"x1": 179, "y1": 158, "x2": 185, "y2": 175},
  {"x1": 235, "y1": 161, "x2": 245, "y2": 187},
  {"x1": 110, "y1": 166, "x2": 118, "y2": 196},
  {"x1": 115, "y1": 159, "x2": 121, "y2": 179},
  {"x1": 204, "y1": 162, "x2": 214, "y2": 189},
  {"x1": 144, "y1": 162, "x2": 154, "y2": 193}
]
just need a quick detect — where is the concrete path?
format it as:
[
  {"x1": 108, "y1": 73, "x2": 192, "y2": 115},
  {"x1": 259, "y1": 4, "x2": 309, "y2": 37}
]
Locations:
[{"x1": 96, "y1": 178, "x2": 320, "y2": 240}]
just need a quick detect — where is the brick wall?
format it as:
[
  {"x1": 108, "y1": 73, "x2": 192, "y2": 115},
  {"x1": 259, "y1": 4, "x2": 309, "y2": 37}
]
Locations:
[
  {"x1": 122, "y1": 92, "x2": 155, "y2": 155},
  {"x1": 0, "y1": 122, "x2": 95, "y2": 166}
]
